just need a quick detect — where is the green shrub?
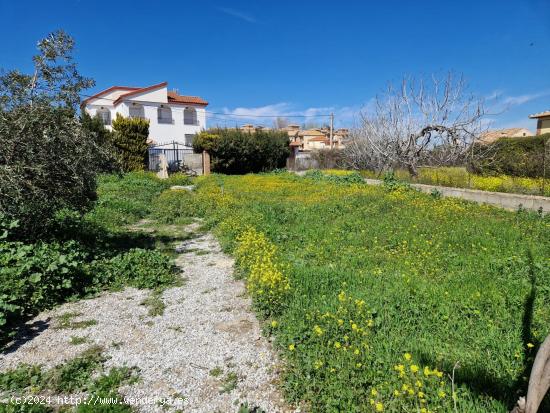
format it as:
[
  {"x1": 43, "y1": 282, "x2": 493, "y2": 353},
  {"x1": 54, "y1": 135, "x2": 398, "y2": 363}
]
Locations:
[
  {"x1": 0, "y1": 235, "x2": 88, "y2": 331},
  {"x1": 472, "y1": 134, "x2": 550, "y2": 178},
  {"x1": 193, "y1": 128, "x2": 290, "y2": 174},
  {"x1": 304, "y1": 169, "x2": 365, "y2": 185},
  {"x1": 80, "y1": 113, "x2": 118, "y2": 172},
  {"x1": 0, "y1": 105, "x2": 109, "y2": 239},
  {"x1": 111, "y1": 114, "x2": 150, "y2": 172},
  {"x1": 90, "y1": 249, "x2": 175, "y2": 290}
]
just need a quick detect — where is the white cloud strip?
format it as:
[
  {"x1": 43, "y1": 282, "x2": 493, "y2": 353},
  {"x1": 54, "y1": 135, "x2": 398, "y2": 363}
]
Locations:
[{"x1": 216, "y1": 7, "x2": 257, "y2": 23}]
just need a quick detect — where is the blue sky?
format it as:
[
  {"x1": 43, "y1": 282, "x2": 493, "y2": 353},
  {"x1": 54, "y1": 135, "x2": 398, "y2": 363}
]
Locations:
[{"x1": 1, "y1": 0, "x2": 549, "y2": 130}]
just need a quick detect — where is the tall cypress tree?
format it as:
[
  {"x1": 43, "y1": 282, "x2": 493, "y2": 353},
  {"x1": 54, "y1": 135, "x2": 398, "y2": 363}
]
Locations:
[{"x1": 111, "y1": 114, "x2": 150, "y2": 171}]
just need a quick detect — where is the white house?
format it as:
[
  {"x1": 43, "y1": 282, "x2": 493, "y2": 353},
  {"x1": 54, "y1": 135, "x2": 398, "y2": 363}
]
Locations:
[{"x1": 82, "y1": 81, "x2": 208, "y2": 146}]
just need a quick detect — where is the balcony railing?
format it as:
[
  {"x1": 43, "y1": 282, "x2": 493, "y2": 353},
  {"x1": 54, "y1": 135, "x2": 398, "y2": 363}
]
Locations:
[{"x1": 158, "y1": 118, "x2": 174, "y2": 124}]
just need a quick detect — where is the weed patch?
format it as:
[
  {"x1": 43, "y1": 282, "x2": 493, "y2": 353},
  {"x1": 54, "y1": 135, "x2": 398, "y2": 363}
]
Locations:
[{"x1": 181, "y1": 172, "x2": 550, "y2": 412}]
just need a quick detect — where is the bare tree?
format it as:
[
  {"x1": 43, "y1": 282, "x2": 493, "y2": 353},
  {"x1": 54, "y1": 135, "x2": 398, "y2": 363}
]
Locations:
[
  {"x1": 273, "y1": 116, "x2": 289, "y2": 129},
  {"x1": 345, "y1": 72, "x2": 487, "y2": 177}
]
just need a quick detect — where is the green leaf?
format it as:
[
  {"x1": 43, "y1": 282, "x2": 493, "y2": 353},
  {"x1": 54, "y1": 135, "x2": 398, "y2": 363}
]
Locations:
[{"x1": 29, "y1": 273, "x2": 42, "y2": 283}]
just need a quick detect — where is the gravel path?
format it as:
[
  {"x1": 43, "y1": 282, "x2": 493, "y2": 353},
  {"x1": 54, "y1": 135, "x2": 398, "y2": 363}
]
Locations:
[{"x1": 0, "y1": 222, "x2": 292, "y2": 413}]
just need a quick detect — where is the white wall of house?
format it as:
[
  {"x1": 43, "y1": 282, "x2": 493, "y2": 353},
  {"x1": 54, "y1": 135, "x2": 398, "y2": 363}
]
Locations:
[{"x1": 84, "y1": 85, "x2": 207, "y2": 146}]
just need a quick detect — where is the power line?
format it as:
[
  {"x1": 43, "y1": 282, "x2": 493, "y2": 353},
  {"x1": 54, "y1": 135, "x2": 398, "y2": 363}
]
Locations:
[{"x1": 73, "y1": 90, "x2": 332, "y2": 118}]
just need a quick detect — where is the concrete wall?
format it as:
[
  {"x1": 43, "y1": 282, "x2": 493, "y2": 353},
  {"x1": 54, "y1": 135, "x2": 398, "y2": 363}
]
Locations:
[
  {"x1": 182, "y1": 153, "x2": 204, "y2": 175},
  {"x1": 288, "y1": 153, "x2": 319, "y2": 171},
  {"x1": 364, "y1": 178, "x2": 550, "y2": 213}
]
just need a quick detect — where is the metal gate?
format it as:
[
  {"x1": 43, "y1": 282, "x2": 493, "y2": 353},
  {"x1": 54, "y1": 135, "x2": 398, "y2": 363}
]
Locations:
[{"x1": 148, "y1": 141, "x2": 194, "y2": 172}]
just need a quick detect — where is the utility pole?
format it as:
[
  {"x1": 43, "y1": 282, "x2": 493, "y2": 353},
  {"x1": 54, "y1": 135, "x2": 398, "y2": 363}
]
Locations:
[{"x1": 329, "y1": 113, "x2": 334, "y2": 149}]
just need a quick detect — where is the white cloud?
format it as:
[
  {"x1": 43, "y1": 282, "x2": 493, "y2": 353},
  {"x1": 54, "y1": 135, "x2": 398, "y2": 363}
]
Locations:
[
  {"x1": 210, "y1": 102, "x2": 362, "y2": 128},
  {"x1": 216, "y1": 7, "x2": 257, "y2": 23},
  {"x1": 502, "y1": 91, "x2": 550, "y2": 106}
]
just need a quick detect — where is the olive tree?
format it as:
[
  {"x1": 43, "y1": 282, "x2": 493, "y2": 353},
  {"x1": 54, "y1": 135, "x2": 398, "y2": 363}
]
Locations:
[
  {"x1": 343, "y1": 73, "x2": 487, "y2": 176},
  {"x1": 0, "y1": 30, "x2": 111, "y2": 238}
]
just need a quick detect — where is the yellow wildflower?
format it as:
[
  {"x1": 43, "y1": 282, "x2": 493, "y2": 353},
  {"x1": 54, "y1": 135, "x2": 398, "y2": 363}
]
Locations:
[
  {"x1": 270, "y1": 320, "x2": 278, "y2": 328},
  {"x1": 375, "y1": 402, "x2": 384, "y2": 412},
  {"x1": 404, "y1": 353, "x2": 412, "y2": 361},
  {"x1": 371, "y1": 388, "x2": 378, "y2": 396},
  {"x1": 410, "y1": 364, "x2": 419, "y2": 373},
  {"x1": 288, "y1": 344, "x2": 295, "y2": 351},
  {"x1": 338, "y1": 291, "x2": 346, "y2": 302},
  {"x1": 334, "y1": 341, "x2": 342, "y2": 349}
]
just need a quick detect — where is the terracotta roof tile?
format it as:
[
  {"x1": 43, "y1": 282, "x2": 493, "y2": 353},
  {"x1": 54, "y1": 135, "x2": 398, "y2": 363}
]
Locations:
[{"x1": 167, "y1": 91, "x2": 208, "y2": 106}]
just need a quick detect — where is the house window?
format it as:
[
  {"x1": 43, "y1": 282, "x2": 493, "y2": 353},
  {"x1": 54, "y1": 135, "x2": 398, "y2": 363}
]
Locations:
[
  {"x1": 157, "y1": 106, "x2": 172, "y2": 124},
  {"x1": 129, "y1": 103, "x2": 145, "y2": 119},
  {"x1": 184, "y1": 134, "x2": 195, "y2": 147},
  {"x1": 184, "y1": 107, "x2": 197, "y2": 125},
  {"x1": 97, "y1": 108, "x2": 111, "y2": 125}
]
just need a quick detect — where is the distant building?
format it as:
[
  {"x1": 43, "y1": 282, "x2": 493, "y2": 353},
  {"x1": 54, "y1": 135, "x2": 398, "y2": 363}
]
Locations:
[
  {"x1": 235, "y1": 123, "x2": 348, "y2": 150},
  {"x1": 529, "y1": 110, "x2": 550, "y2": 135},
  {"x1": 239, "y1": 124, "x2": 272, "y2": 133},
  {"x1": 479, "y1": 128, "x2": 533, "y2": 144},
  {"x1": 287, "y1": 126, "x2": 348, "y2": 151},
  {"x1": 82, "y1": 81, "x2": 208, "y2": 146}
]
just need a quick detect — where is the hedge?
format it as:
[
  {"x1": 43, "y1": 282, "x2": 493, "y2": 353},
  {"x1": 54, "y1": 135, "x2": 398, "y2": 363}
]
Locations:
[
  {"x1": 193, "y1": 128, "x2": 290, "y2": 174},
  {"x1": 472, "y1": 134, "x2": 550, "y2": 178}
]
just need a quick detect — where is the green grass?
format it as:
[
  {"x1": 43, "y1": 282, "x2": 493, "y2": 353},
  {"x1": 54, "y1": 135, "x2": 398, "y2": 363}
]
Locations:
[
  {"x1": 0, "y1": 347, "x2": 138, "y2": 413},
  {"x1": 181, "y1": 172, "x2": 550, "y2": 412},
  {"x1": 55, "y1": 312, "x2": 97, "y2": 330},
  {"x1": 360, "y1": 167, "x2": 550, "y2": 197},
  {"x1": 141, "y1": 290, "x2": 166, "y2": 316},
  {"x1": 86, "y1": 172, "x2": 192, "y2": 230}
]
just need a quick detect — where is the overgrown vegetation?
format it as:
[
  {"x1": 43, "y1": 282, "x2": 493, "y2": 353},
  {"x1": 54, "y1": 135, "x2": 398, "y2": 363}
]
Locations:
[
  {"x1": 0, "y1": 172, "x2": 191, "y2": 344},
  {"x1": 471, "y1": 134, "x2": 550, "y2": 178},
  {"x1": 193, "y1": 128, "x2": 290, "y2": 174},
  {"x1": 0, "y1": 31, "x2": 112, "y2": 238},
  {"x1": 174, "y1": 172, "x2": 549, "y2": 412},
  {"x1": 361, "y1": 166, "x2": 550, "y2": 196},
  {"x1": 0, "y1": 346, "x2": 138, "y2": 412}
]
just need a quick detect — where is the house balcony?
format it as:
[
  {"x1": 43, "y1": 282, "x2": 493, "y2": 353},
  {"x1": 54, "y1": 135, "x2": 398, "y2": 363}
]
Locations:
[{"x1": 158, "y1": 118, "x2": 174, "y2": 124}]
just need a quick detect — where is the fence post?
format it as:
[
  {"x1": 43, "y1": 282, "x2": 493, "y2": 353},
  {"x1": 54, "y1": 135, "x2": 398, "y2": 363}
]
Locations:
[{"x1": 202, "y1": 151, "x2": 211, "y2": 175}]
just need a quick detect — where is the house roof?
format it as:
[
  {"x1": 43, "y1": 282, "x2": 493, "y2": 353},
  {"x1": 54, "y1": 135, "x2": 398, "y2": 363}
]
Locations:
[
  {"x1": 309, "y1": 136, "x2": 330, "y2": 143},
  {"x1": 81, "y1": 86, "x2": 141, "y2": 106},
  {"x1": 82, "y1": 82, "x2": 208, "y2": 107},
  {"x1": 299, "y1": 129, "x2": 325, "y2": 137},
  {"x1": 289, "y1": 141, "x2": 302, "y2": 146},
  {"x1": 167, "y1": 91, "x2": 208, "y2": 106},
  {"x1": 529, "y1": 110, "x2": 550, "y2": 119},
  {"x1": 112, "y1": 82, "x2": 168, "y2": 105},
  {"x1": 479, "y1": 128, "x2": 533, "y2": 143}
]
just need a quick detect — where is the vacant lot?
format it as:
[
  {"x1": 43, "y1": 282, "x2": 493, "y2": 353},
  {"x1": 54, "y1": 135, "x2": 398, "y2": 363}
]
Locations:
[{"x1": 178, "y1": 172, "x2": 550, "y2": 412}]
